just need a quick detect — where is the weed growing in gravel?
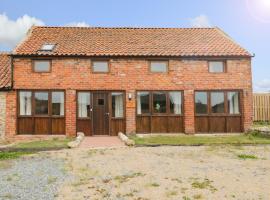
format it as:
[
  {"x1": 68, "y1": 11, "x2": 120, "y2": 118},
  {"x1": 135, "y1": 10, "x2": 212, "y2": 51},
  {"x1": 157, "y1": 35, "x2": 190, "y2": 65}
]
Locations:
[
  {"x1": 0, "y1": 161, "x2": 11, "y2": 170},
  {"x1": 1, "y1": 193, "x2": 13, "y2": 199},
  {"x1": 146, "y1": 182, "x2": 160, "y2": 187},
  {"x1": 47, "y1": 176, "x2": 57, "y2": 184},
  {"x1": 166, "y1": 190, "x2": 178, "y2": 197},
  {"x1": 193, "y1": 194, "x2": 203, "y2": 199},
  {"x1": 171, "y1": 178, "x2": 182, "y2": 183},
  {"x1": 183, "y1": 196, "x2": 191, "y2": 200},
  {"x1": 114, "y1": 172, "x2": 145, "y2": 183},
  {"x1": 181, "y1": 187, "x2": 188, "y2": 194},
  {"x1": 237, "y1": 154, "x2": 258, "y2": 160},
  {"x1": 191, "y1": 178, "x2": 217, "y2": 193},
  {"x1": 71, "y1": 177, "x2": 90, "y2": 187}
]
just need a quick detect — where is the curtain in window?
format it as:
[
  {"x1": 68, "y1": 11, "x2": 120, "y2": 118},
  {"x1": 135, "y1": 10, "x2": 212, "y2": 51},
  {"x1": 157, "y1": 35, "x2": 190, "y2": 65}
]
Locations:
[
  {"x1": 60, "y1": 93, "x2": 64, "y2": 116},
  {"x1": 112, "y1": 93, "x2": 123, "y2": 118},
  {"x1": 78, "y1": 93, "x2": 90, "y2": 117},
  {"x1": 52, "y1": 92, "x2": 64, "y2": 116},
  {"x1": 137, "y1": 92, "x2": 150, "y2": 114},
  {"x1": 169, "y1": 92, "x2": 182, "y2": 114},
  {"x1": 137, "y1": 93, "x2": 141, "y2": 114},
  {"x1": 228, "y1": 92, "x2": 240, "y2": 114},
  {"x1": 20, "y1": 92, "x2": 31, "y2": 115}
]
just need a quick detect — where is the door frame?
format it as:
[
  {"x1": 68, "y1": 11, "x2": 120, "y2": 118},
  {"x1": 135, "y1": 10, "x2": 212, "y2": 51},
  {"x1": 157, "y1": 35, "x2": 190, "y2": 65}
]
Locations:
[{"x1": 76, "y1": 90, "x2": 126, "y2": 136}]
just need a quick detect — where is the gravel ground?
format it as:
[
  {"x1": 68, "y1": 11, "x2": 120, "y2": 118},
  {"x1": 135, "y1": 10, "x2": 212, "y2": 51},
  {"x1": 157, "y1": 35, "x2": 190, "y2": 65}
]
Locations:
[
  {"x1": 0, "y1": 154, "x2": 69, "y2": 200},
  {"x1": 56, "y1": 145, "x2": 270, "y2": 200}
]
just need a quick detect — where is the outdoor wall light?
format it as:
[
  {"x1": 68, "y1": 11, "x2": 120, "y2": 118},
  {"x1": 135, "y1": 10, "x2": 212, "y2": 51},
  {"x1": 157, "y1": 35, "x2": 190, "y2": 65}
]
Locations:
[{"x1": 128, "y1": 93, "x2": 132, "y2": 100}]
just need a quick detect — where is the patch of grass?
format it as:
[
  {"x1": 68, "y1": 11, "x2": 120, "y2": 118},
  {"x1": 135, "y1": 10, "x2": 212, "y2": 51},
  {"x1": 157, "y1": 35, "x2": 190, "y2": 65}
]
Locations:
[
  {"x1": 130, "y1": 133, "x2": 270, "y2": 146},
  {"x1": 0, "y1": 138, "x2": 72, "y2": 160},
  {"x1": 237, "y1": 154, "x2": 258, "y2": 160},
  {"x1": 253, "y1": 121, "x2": 270, "y2": 127},
  {"x1": 193, "y1": 194, "x2": 203, "y2": 199},
  {"x1": 166, "y1": 190, "x2": 178, "y2": 197},
  {"x1": 183, "y1": 197, "x2": 191, "y2": 200},
  {"x1": 114, "y1": 172, "x2": 145, "y2": 183},
  {"x1": 191, "y1": 178, "x2": 217, "y2": 193},
  {"x1": 47, "y1": 176, "x2": 57, "y2": 184},
  {"x1": 13, "y1": 138, "x2": 72, "y2": 150},
  {"x1": 147, "y1": 182, "x2": 160, "y2": 187},
  {"x1": 0, "y1": 151, "x2": 33, "y2": 160}
]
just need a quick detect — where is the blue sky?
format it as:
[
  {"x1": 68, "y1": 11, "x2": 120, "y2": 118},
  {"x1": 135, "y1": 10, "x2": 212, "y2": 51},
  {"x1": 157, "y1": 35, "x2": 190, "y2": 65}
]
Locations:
[{"x1": 1, "y1": 0, "x2": 270, "y2": 92}]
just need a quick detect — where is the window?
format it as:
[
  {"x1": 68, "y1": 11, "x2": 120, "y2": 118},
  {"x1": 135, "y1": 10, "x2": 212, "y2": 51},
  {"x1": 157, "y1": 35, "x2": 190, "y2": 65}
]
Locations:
[
  {"x1": 150, "y1": 61, "x2": 168, "y2": 73},
  {"x1": 153, "y1": 92, "x2": 167, "y2": 113},
  {"x1": 195, "y1": 92, "x2": 208, "y2": 114},
  {"x1": 78, "y1": 92, "x2": 91, "y2": 118},
  {"x1": 211, "y1": 92, "x2": 225, "y2": 113},
  {"x1": 228, "y1": 92, "x2": 240, "y2": 114},
  {"x1": 52, "y1": 92, "x2": 64, "y2": 116},
  {"x1": 98, "y1": 99, "x2": 104, "y2": 106},
  {"x1": 112, "y1": 92, "x2": 124, "y2": 118},
  {"x1": 137, "y1": 91, "x2": 182, "y2": 115},
  {"x1": 92, "y1": 61, "x2": 109, "y2": 73},
  {"x1": 209, "y1": 61, "x2": 225, "y2": 73},
  {"x1": 35, "y1": 92, "x2": 49, "y2": 115},
  {"x1": 169, "y1": 92, "x2": 182, "y2": 114},
  {"x1": 19, "y1": 91, "x2": 32, "y2": 115},
  {"x1": 195, "y1": 91, "x2": 241, "y2": 116},
  {"x1": 137, "y1": 92, "x2": 150, "y2": 114},
  {"x1": 33, "y1": 60, "x2": 51, "y2": 72},
  {"x1": 40, "y1": 44, "x2": 55, "y2": 51}
]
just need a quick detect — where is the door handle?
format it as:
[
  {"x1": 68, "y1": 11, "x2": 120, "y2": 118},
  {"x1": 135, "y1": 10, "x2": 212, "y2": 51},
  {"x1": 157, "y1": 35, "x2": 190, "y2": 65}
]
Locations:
[{"x1": 105, "y1": 113, "x2": 110, "y2": 116}]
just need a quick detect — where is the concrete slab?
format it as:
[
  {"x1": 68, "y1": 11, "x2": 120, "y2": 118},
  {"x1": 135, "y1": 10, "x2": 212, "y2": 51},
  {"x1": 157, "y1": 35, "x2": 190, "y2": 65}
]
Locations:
[{"x1": 79, "y1": 136, "x2": 125, "y2": 148}]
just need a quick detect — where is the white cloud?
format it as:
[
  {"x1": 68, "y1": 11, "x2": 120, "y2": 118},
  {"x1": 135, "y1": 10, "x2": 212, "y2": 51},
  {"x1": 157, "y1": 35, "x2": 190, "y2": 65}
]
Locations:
[
  {"x1": 65, "y1": 22, "x2": 90, "y2": 27},
  {"x1": 254, "y1": 79, "x2": 270, "y2": 92},
  {"x1": 0, "y1": 13, "x2": 44, "y2": 49},
  {"x1": 190, "y1": 15, "x2": 212, "y2": 28}
]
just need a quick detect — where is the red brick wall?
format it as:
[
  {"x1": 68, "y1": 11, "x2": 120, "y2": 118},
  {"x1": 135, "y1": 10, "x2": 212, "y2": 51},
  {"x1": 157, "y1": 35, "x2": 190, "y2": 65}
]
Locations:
[{"x1": 7, "y1": 57, "x2": 252, "y2": 136}]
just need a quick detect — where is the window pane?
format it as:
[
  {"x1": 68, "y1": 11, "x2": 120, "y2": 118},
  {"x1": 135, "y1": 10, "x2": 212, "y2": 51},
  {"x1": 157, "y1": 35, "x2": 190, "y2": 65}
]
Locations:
[
  {"x1": 150, "y1": 62, "x2": 167, "y2": 72},
  {"x1": 19, "y1": 91, "x2": 32, "y2": 115},
  {"x1": 52, "y1": 92, "x2": 64, "y2": 116},
  {"x1": 137, "y1": 92, "x2": 150, "y2": 114},
  {"x1": 35, "y1": 92, "x2": 49, "y2": 115},
  {"x1": 92, "y1": 61, "x2": 109, "y2": 72},
  {"x1": 41, "y1": 44, "x2": 55, "y2": 51},
  {"x1": 112, "y1": 92, "x2": 124, "y2": 118},
  {"x1": 195, "y1": 92, "x2": 208, "y2": 114},
  {"x1": 153, "y1": 92, "x2": 166, "y2": 113},
  {"x1": 169, "y1": 92, "x2": 182, "y2": 114},
  {"x1": 78, "y1": 92, "x2": 90, "y2": 118},
  {"x1": 209, "y1": 61, "x2": 224, "y2": 73},
  {"x1": 228, "y1": 92, "x2": 240, "y2": 114},
  {"x1": 34, "y1": 61, "x2": 50, "y2": 72},
  {"x1": 211, "y1": 92, "x2": 225, "y2": 113}
]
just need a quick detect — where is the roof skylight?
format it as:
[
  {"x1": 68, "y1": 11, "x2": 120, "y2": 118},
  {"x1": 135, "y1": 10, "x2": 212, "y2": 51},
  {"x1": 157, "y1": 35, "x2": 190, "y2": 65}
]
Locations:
[{"x1": 40, "y1": 44, "x2": 55, "y2": 51}]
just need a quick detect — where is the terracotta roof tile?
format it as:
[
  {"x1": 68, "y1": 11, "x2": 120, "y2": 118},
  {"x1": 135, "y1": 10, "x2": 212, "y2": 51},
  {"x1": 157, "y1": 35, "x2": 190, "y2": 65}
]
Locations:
[
  {"x1": 13, "y1": 26, "x2": 251, "y2": 57},
  {"x1": 0, "y1": 53, "x2": 11, "y2": 90}
]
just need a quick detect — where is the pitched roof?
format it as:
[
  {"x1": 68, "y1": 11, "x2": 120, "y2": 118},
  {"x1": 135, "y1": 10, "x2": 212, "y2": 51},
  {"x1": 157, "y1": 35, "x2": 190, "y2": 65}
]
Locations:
[
  {"x1": 13, "y1": 26, "x2": 251, "y2": 57},
  {"x1": 0, "y1": 53, "x2": 12, "y2": 90}
]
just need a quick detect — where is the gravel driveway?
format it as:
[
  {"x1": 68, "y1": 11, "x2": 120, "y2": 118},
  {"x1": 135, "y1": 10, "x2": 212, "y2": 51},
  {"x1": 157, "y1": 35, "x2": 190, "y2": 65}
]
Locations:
[
  {"x1": 56, "y1": 145, "x2": 270, "y2": 200},
  {"x1": 0, "y1": 154, "x2": 69, "y2": 200},
  {"x1": 0, "y1": 145, "x2": 269, "y2": 200}
]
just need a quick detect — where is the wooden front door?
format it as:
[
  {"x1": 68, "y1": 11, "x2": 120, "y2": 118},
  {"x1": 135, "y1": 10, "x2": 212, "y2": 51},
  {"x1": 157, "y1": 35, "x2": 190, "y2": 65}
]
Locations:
[{"x1": 92, "y1": 92, "x2": 109, "y2": 135}]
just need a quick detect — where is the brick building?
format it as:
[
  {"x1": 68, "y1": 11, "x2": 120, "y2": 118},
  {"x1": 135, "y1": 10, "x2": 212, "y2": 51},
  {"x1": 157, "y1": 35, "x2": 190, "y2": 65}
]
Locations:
[
  {"x1": 0, "y1": 53, "x2": 12, "y2": 138},
  {"x1": 1, "y1": 26, "x2": 253, "y2": 138}
]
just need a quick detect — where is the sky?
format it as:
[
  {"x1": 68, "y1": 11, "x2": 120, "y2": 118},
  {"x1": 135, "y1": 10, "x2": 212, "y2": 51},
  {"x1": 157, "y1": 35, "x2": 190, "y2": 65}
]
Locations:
[{"x1": 0, "y1": 0, "x2": 270, "y2": 92}]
